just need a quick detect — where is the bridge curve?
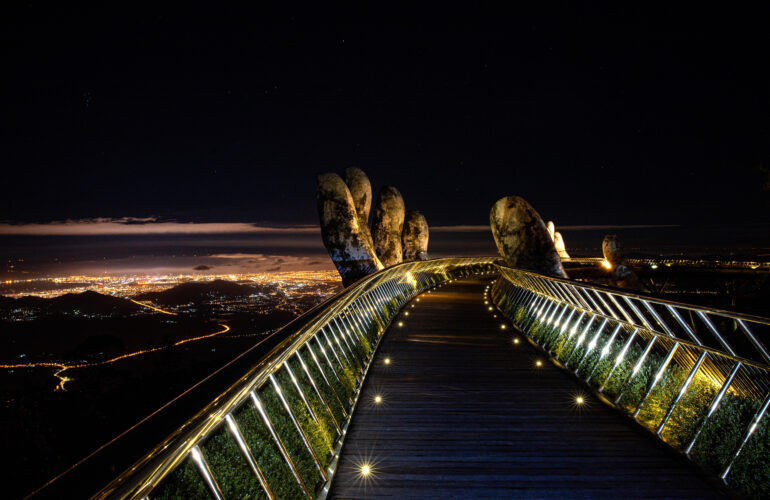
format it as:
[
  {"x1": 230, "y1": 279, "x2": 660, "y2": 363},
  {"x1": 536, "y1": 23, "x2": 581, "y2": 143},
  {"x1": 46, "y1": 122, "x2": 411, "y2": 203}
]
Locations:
[
  {"x1": 32, "y1": 258, "x2": 769, "y2": 498},
  {"x1": 331, "y1": 277, "x2": 718, "y2": 498}
]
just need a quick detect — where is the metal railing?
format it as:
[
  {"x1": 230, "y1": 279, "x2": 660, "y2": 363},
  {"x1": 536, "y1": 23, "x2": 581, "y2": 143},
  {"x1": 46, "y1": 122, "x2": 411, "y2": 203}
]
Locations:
[
  {"x1": 493, "y1": 265, "x2": 770, "y2": 498},
  {"x1": 67, "y1": 258, "x2": 496, "y2": 499}
]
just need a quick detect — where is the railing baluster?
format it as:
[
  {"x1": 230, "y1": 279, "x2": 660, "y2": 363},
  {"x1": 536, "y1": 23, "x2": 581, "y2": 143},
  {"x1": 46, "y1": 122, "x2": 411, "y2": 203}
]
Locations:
[
  {"x1": 225, "y1": 414, "x2": 275, "y2": 500},
  {"x1": 614, "y1": 336, "x2": 657, "y2": 405},
  {"x1": 720, "y1": 392, "x2": 770, "y2": 479},
  {"x1": 250, "y1": 391, "x2": 312, "y2": 499},
  {"x1": 303, "y1": 344, "x2": 349, "y2": 417},
  {"x1": 586, "y1": 323, "x2": 623, "y2": 384},
  {"x1": 657, "y1": 351, "x2": 708, "y2": 436},
  {"x1": 633, "y1": 342, "x2": 679, "y2": 418},
  {"x1": 283, "y1": 362, "x2": 320, "y2": 425},
  {"x1": 189, "y1": 445, "x2": 224, "y2": 500},
  {"x1": 294, "y1": 351, "x2": 343, "y2": 432},
  {"x1": 685, "y1": 362, "x2": 742, "y2": 455},
  {"x1": 598, "y1": 328, "x2": 638, "y2": 393},
  {"x1": 269, "y1": 374, "x2": 328, "y2": 481},
  {"x1": 575, "y1": 318, "x2": 609, "y2": 370}
]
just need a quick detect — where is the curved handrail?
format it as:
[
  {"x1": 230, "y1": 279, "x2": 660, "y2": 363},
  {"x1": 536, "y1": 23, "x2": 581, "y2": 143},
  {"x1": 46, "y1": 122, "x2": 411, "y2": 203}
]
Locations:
[
  {"x1": 497, "y1": 265, "x2": 770, "y2": 365},
  {"x1": 31, "y1": 257, "x2": 495, "y2": 499},
  {"x1": 493, "y1": 264, "x2": 770, "y2": 497}
]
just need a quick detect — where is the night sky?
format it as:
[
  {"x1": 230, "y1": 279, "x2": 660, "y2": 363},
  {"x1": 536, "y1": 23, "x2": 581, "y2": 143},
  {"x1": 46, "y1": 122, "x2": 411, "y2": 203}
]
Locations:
[{"x1": 2, "y1": 4, "x2": 770, "y2": 227}]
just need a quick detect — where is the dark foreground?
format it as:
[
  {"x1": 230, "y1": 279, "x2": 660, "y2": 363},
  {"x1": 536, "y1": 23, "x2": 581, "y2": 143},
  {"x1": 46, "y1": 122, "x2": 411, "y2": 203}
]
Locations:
[{"x1": 331, "y1": 277, "x2": 720, "y2": 498}]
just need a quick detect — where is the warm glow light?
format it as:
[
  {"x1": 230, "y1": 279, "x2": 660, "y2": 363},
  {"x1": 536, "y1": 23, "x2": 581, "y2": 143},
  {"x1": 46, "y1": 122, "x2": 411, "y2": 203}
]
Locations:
[
  {"x1": 488, "y1": 306, "x2": 493, "y2": 311},
  {"x1": 513, "y1": 338, "x2": 519, "y2": 344},
  {"x1": 601, "y1": 260, "x2": 612, "y2": 270},
  {"x1": 398, "y1": 321, "x2": 404, "y2": 327},
  {"x1": 535, "y1": 360, "x2": 543, "y2": 367},
  {"x1": 384, "y1": 358, "x2": 391, "y2": 365},
  {"x1": 374, "y1": 395, "x2": 382, "y2": 404},
  {"x1": 500, "y1": 324, "x2": 507, "y2": 330},
  {"x1": 576, "y1": 396, "x2": 584, "y2": 405},
  {"x1": 360, "y1": 464, "x2": 372, "y2": 476}
]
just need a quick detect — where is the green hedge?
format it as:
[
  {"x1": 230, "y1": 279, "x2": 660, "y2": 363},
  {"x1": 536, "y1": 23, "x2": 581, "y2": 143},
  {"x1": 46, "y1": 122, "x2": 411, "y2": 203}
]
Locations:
[{"x1": 492, "y1": 281, "x2": 770, "y2": 499}]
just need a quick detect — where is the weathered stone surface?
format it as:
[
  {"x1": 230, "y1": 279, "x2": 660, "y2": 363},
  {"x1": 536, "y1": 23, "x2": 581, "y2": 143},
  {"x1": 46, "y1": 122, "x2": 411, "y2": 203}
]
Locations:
[
  {"x1": 490, "y1": 196, "x2": 567, "y2": 278},
  {"x1": 546, "y1": 221, "x2": 555, "y2": 241},
  {"x1": 402, "y1": 210, "x2": 429, "y2": 261},
  {"x1": 602, "y1": 235, "x2": 623, "y2": 264},
  {"x1": 317, "y1": 173, "x2": 383, "y2": 286},
  {"x1": 601, "y1": 234, "x2": 646, "y2": 291},
  {"x1": 554, "y1": 231, "x2": 570, "y2": 259},
  {"x1": 612, "y1": 264, "x2": 645, "y2": 290},
  {"x1": 372, "y1": 186, "x2": 406, "y2": 267},
  {"x1": 343, "y1": 167, "x2": 374, "y2": 250}
]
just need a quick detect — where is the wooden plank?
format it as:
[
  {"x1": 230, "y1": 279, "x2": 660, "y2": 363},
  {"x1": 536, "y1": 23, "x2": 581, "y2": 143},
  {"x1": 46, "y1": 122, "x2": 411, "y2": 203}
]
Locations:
[{"x1": 330, "y1": 278, "x2": 721, "y2": 498}]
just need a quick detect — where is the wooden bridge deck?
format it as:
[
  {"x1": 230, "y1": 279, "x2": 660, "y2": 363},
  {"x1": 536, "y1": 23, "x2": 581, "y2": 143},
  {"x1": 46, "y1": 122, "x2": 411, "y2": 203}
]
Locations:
[{"x1": 330, "y1": 277, "x2": 720, "y2": 498}]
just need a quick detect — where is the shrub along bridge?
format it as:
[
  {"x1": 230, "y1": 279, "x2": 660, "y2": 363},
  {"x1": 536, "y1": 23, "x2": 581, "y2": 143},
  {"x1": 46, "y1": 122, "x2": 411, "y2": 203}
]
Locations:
[{"x1": 33, "y1": 258, "x2": 770, "y2": 498}]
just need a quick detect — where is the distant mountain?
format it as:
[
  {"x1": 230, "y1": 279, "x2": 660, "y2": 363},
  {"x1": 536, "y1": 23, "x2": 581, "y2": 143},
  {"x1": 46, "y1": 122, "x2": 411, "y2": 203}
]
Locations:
[
  {"x1": 0, "y1": 290, "x2": 141, "y2": 315},
  {"x1": 133, "y1": 279, "x2": 270, "y2": 305}
]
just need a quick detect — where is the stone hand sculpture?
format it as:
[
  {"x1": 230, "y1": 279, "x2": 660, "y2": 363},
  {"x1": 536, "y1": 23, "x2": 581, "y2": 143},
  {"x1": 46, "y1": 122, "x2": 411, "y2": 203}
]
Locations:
[
  {"x1": 490, "y1": 196, "x2": 568, "y2": 278},
  {"x1": 602, "y1": 234, "x2": 623, "y2": 265},
  {"x1": 317, "y1": 173, "x2": 384, "y2": 286},
  {"x1": 546, "y1": 220, "x2": 555, "y2": 241},
  {"x1": 402, "y1": 210, "x2": 429, "y2": 261},
  {"x1": 372, "y1": 186, "x2": 406, "y2": 267},
  {"x1": 553, "y1": 231, "x2": 570, "y2": 259},
  {"x1": 343, "y1": 167, "x2": 375, "y2": 251},
  {"x1": 602, "y1": 234, "x2": 646, "y2": 291},
  {"x1": 546, "y1": 220, "x2": 570, "y2": 260}
]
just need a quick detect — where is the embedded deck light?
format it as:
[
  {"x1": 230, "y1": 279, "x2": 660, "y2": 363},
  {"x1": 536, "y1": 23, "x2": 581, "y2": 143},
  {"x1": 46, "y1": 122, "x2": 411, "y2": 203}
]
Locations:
[
  {"x1": 360, "y1": 464, "x2": 372, "y2": 476},
  {"x1": 374, "y1": 395, "x2": 382, "y2": 404},
  {"x1": 384, "y1": 357, "x2": 391, "y2": 365},
  {"x1": 535, "y1": 360, "x2": 543, "y2": 367},
  {"x1": 576, "y1": 396, "x2": 584, "y2": 405},
  {"x1": 513, "y1": 338, "x2": 520, "y2": 344}
]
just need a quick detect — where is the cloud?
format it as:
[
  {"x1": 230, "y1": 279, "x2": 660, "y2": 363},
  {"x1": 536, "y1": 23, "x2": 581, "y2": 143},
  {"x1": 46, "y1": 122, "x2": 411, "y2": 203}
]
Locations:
[
  {"x1": 0, "y1": 218, "x2": 320, "y2": 235},
  {"x1": 431, "y1": 224, "x2": 679, "y2": 232}
]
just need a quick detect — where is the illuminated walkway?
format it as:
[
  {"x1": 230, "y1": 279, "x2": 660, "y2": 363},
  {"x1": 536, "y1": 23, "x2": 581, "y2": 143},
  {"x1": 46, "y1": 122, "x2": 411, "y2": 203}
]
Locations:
[{"x1": 330, "y1": 278, "x2": 719, "y2": 498}]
